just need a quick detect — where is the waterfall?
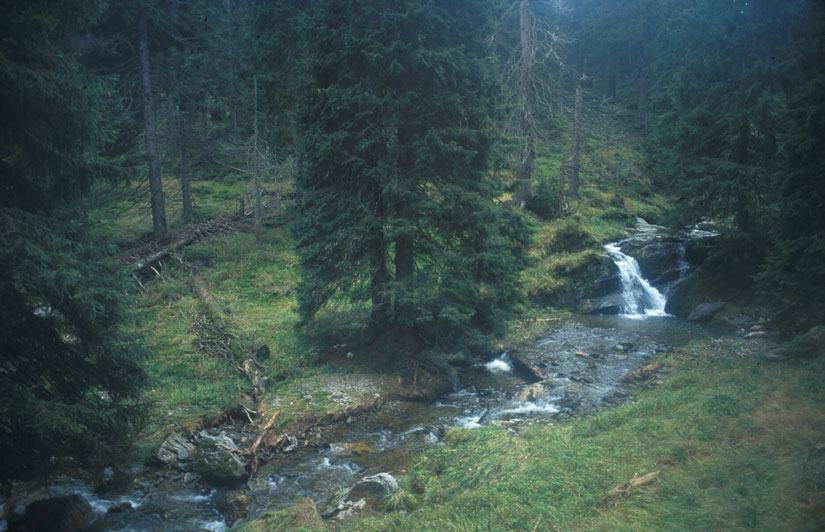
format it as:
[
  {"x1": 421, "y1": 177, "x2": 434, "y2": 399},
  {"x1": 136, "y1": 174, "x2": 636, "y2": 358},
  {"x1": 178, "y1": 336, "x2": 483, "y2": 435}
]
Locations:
[
  {"x1": 604, "y1": 242, "x2": 668, "y2": 318},
  {"x1": 677, "y1": 242, "x2": 689, "y2": 281}
]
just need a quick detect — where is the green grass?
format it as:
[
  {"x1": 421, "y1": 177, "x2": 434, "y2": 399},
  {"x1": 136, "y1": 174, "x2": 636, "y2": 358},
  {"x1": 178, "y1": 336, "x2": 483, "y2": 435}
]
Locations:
[{"x1": 328, "y1": 343, "x2": 825, "y2": 532}]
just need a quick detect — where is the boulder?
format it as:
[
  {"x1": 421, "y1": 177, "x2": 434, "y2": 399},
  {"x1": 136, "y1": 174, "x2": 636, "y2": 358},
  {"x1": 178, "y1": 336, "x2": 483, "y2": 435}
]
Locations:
[
  {"x1": 256, "y1": 497, "x2": 326, "y2": 530},
  {"x1": 193, "y1": 432, "x2": 248, "y2": 485},
  {"x1": 21, "y1": 495, "x2": 93, "y2": 532},
  {"x1": 781, "y1": 326, "x2": 825, "y2": 359},
  {"x1": 322, "y1": 473, "x2": 398, "y2": 519},
  {"x1": 687, "y1": 302, "x2": 725, "y2": 321},
  {"x1": 518, "y1": 382, "x2": 545, "y2": 402},
  {"x1": 217, "y1": 489, "x2": 251, "y2": 527},
  {"x1": 583, "y1": 292, "x2": 624, "y2": 315},
  {"x1": 156, "y1": 433, "x2": 196, "y2": 467}
]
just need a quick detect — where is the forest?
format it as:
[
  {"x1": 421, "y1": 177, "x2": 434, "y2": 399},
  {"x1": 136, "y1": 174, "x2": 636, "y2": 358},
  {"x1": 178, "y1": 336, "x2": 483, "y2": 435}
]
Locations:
[{"x1": 1, "y1": 0, "x2": 824, "y2": 531}]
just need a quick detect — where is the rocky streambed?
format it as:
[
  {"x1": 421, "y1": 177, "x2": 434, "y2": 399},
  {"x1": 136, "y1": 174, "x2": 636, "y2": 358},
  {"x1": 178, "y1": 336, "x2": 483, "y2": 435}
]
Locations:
[{"x1": 2, "y1": 312, "x2": 743, "y2": 532}]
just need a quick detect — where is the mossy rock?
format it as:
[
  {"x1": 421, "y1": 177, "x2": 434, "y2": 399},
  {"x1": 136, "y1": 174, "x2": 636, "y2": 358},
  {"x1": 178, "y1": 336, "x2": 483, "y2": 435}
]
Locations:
[
  {"x1": 193, "y1": 437, "x2": 248, "y2": 486},
  {"x1": 665, "y1": 242, "x2": 758, "y2": 317},
  {"x1": 781, "y1": 326, "x2": 825, "y2": 359},
  {"x1": 233, "y1": 498, "x2": 326, "y2": 532}
]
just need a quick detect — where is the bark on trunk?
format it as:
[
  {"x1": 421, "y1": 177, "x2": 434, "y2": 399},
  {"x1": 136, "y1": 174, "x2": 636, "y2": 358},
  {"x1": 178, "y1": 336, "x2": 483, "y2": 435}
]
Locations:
[
  {"x1": 226, "y1": 0, "x2": 238, "y2": 141},
  {"x1": 253, "y1": 76, "x2": 262, "y2": 242},
  {"x1": 177, "y1": 106, "x2": 193, "y2": 221},
  {"x1": 139, "y1": 12, "x2": 167, "y2": 240},
  {"x1": 638, "y1": 78, "x2": 649, "y2": 136},
  {"x1": 570, "y1": 80, "x2": 583, "y2": 198},
  {"x1": 514, "y1": 0, "x2": 534, "y2": 209}
]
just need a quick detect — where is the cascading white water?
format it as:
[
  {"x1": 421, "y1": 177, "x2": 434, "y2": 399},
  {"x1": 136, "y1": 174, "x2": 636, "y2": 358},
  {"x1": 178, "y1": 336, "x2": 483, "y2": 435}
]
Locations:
[
  {"x1": 677, "y1": 242, "x2": 689, "y2": 281},
  {"x1": 604, "y1": 242, "x2": 668, "y2": 318}
]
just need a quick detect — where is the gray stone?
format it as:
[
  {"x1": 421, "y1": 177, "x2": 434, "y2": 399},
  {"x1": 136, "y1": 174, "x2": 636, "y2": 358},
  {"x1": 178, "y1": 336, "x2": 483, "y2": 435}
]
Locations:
[
  {"x1": 156, "y1": 433, "x2": 196, "y2": 466},
  {"x1": 22, "y1": 495, "x2": 93, "y2": 532},
  {"x1": 323, "y1": 473, "x2": 398, "y2": 519},
  {"x1": 193, "y1": 432, "x2": 248, "y2": 485},
  {"x1": 687, "y1": 302, "x2": 725, "y2": 321},
  {"x1": 583, "y1": 292, "x2": 625, "y2": 315}
]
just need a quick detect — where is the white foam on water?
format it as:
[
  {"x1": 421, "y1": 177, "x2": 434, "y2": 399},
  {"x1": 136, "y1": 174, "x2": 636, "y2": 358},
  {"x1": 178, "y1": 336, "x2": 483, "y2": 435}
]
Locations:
[{"x1": 484, "y1": 354, "x2": 513, "y2": 373}]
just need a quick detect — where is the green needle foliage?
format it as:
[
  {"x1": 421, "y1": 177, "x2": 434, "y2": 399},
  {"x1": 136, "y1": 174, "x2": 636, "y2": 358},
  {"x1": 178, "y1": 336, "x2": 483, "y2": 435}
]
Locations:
[
  {"x1": 0, "y1": 0, "x2": 146, "y2": 479},
  {"x1": 292, "y1": 0, "x2": 531, "y2": 354}
]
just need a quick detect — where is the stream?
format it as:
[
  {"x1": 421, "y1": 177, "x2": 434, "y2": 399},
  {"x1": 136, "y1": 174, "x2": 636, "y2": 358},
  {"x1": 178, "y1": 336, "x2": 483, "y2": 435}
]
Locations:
[{"x1": 4, "y1": 221, "x2": 726, "y2": 531}]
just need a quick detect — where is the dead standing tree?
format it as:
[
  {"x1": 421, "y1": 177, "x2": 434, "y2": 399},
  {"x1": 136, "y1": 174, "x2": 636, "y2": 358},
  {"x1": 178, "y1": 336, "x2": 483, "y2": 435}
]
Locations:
[{"x1": 503, "y1": 0, "x2": 571, "y2": 210}]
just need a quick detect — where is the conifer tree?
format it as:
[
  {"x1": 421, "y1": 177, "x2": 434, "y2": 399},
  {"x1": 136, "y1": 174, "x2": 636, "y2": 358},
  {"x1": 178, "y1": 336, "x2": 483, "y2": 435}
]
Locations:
[
  {"x1": 293, "y1": 0, "x2": 530, "y2": 353},
  {"x1": 0, "y1": 0, "x2": 146, "y2": 479}
]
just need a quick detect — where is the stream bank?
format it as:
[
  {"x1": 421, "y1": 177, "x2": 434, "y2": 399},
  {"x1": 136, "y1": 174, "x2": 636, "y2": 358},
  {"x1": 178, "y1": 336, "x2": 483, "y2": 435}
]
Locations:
[
  {"x1": 1, "y1": 219, "x2": 775, "y2": 532},
  {"x1": 3, "y1": 314, "x2": 748, "y2": 532}
]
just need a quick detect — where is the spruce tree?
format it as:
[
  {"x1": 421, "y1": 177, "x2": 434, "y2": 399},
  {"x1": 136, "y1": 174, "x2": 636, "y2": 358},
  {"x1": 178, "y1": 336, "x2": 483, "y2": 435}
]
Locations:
[
  {"x1": 0, "y1": 0, "x2": 146, "y2": 479},
  {"x1": 293, "y1": 0, "x2": 530, "y2": 353}
]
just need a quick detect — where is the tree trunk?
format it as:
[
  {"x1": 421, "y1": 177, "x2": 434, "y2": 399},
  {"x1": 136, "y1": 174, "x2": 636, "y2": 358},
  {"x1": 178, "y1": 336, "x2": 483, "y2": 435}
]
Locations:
[
  {"x1": 177, "y1": 106, "x2": 193, "y2": 222},
  {"x1": 139, "y1": 12, "x2": 167, "y2": 240},
  {"x1": 253, "y1": 76, "x2": 262, "y2": 242},
  {"x1": 368, "y1": 232, "x2": 389, "y2": 332},
  {"x1": 395, "y1": 234, "x2": 414, "y2": 280},
  {"x1": 607, "y1": 69, "x2": 616, "y2": 101},
  {"x1": 514, "y1": 0, "x2": 534, "y2": 209},
  {"x1": 226, "y1": 0, "x2": 238, "y2": 142},
  {"x1": 638, "y1": 78, "x2": 649, "y2": 135},
  {"x1": 570, "y1": 79, "x2": 583, "y2": 198}
]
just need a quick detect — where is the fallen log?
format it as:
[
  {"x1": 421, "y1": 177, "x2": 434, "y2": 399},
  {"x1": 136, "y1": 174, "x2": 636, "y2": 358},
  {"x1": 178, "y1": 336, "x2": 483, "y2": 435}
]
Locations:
[
  {"x1": 133, "y1": 232, "x2": 199, "y2": 271},
  {"x1": 509, "y1": 353, "x2": 547, "y2": 383},
  {"x1": 191, "y1": 277, "x2": 226, "y2": 328}
]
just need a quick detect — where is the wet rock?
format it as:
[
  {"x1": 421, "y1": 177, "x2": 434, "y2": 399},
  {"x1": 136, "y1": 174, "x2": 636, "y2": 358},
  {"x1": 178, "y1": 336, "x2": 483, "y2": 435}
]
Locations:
[
  {"x1": 517, "y1": 382, "x2": 545, "y2": 402},
  {"x1": 218, "y1": 489, "x2": 251, "y2": 526},
  {"x1": 268, "y1": 497, "x2": 326, "y2": 529},
  {"x1": 583, "y1": 292, "x2": 624, "y2": 315},
  {"x1": 156, "y1": 433, "x2": 196, "y2": 467},
  {"x1": 688, "y1": 302, "x2": 725, "y2": 321},
  {"x1": 21, "y1": 495, "x2": 92, "y2": 532},
  {"x1": 282, "y1": 434, "x2": 299, "y2": 453},
  {"x1": 323, "y1": 473, "x2": 398, "y2": 519},
  {"x1": 94, "y1": 466, "x2": 133, "y2": 494},
  {"x1": 106, "y1": 501, "x2": 132, "y2": 514},
  {"x1": 336, "y1": 441, "x2": 371, "y2": 456},
  {"x1": 330, "y1": 498, "x2": 367, "y2": 521},
  {"x1": 508, "y1": 353, "x2": 547, "y2": 382},
  {"x1": 588, "y1": 273, "x2": 622, "y2": 299},
  {"x1": 729, "y1": 314, "x2": 753, "y2": 326},
  {"x1": 193, "y1": 432, "x2": 248, "y2": 486},
  {"x1": 615, "y1": 342, "x2": 634, "y2": 352}
]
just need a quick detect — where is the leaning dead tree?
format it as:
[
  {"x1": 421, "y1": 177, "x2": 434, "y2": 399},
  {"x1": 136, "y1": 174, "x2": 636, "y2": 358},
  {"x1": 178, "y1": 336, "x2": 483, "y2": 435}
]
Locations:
[{"x1": 503, "y1": 0, "x2": 571, "y2": 209}]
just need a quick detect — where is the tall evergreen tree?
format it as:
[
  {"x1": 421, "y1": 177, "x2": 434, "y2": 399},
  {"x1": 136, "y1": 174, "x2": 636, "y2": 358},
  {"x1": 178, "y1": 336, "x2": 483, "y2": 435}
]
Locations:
[
  {"x1": 0, "y1": 0, "x2": 146, "y2": 478},
  {"x1": 293, "y1": 0, "x2": 530, "y2": 353}
]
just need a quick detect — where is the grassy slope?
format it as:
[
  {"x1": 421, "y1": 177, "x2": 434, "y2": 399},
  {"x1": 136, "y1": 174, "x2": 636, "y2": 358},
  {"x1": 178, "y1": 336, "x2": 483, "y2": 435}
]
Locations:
[
  {"x1": 335, "y1": 341, "x2": 825, "y2": 532},
  {"x1": 92, "y1": 174, "x2": 377, "y2": 454}
]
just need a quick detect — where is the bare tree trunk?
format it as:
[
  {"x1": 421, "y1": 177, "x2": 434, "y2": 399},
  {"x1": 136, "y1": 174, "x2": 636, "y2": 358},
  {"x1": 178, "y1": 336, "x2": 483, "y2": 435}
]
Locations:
[
  {"x1": 139, "y1": 12, "x2": 167, "y2": 240},
  {"x1": 226, "y1": 0, "x2": 238, "y2": 142},
  {"x1": 638, "y1": 78, "x2": 649, "y2": 136},
  {"x1": 607, "y1": 68, "x2": 616, "y2": 102},
  {"x1": 253, "y1": 76, "x2": 262, "y2": 242},
  {"x1": 177, "y1": 106, "x2": 193, "y2": 221},
  {"x1": 514, "y1": 0, "x2": 534, "y2": 209},
  {"x1": 570, "y1": 78, "x2": 583, "y2": 198}
]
